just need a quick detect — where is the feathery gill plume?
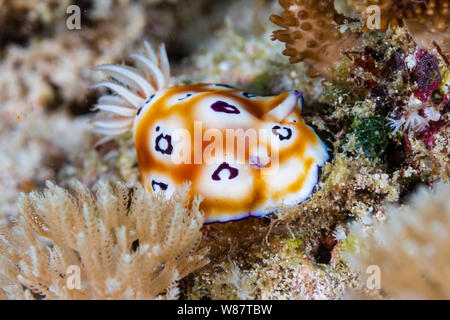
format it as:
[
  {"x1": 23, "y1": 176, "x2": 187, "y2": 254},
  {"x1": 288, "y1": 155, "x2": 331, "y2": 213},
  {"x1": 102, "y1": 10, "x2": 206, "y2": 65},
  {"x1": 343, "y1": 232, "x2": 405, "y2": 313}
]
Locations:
[{"x1": 90, "y1": 42, "x2": 170, "y2": 136}]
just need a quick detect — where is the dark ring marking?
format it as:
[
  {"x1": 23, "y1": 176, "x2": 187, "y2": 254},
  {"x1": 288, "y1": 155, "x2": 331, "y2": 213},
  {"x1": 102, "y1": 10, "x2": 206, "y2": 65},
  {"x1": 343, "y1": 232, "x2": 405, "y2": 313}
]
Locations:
[
  {"x1": 213, "y1": 84, "x2": 235, "y2": 89},
  {"x1": 211, "y1": 162, "x2": 239, "y2": 181},
  {"x1": 137, "y1": 106, "x2": 143, "y2": 116},
  {"x1": 151, "y1": 180, "x2": 168, "y2": 192},
  {"x1": 272, "y1": 125, "x2": 293, "y2": 141},
  {"x1": 211, "y1": 101, "x2": 240, "y2": 114},
  {"x1": 242, "y1": 92, "x2": 256, "y2": 98},
  {"x1": 155, "y1": 133, "x2": 173, "y2": 155}
]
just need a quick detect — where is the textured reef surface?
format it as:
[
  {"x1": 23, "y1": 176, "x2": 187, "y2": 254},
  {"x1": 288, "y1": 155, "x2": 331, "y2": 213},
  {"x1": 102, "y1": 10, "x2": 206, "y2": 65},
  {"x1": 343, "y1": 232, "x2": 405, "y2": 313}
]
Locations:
[{"x1": 0, "y1": 0, "x2": 449, "y2": 299}]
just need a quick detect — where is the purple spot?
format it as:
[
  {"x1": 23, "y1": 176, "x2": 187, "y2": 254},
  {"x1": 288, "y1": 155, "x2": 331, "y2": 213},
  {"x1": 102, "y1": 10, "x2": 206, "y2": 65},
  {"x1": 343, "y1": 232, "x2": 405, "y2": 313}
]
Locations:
[
  {"x1": 155, "y1": 133, "x2": 173, "y2": 155},
  {"x1": 211, "y1": 162, "x2": 239, "y2": 181},
  {"x1": 211, "y1": 101, "x2": 240, "y2": 114},
  {"x1": 249, "y1": 156, "x2": 268, "y2": 169},
  {"x1": 272, "y1": 125, "x2": 292, "y2": 141}
]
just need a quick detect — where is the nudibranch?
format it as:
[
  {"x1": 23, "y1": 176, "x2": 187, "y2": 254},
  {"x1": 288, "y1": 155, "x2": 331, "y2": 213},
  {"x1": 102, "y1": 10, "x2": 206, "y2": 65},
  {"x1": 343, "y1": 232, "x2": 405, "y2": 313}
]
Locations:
[{"x1": 91, "y1": 42, "x2": 328, "y2": 223}]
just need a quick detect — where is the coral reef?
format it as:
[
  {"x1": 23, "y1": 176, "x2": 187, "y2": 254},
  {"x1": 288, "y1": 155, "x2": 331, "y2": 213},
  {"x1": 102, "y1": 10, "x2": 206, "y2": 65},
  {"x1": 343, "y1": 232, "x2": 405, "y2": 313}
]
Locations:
[
  {"x1": 0, "y1": 1, "x2": 148, "y2": 223},
  {"x1": 0, "y1": 0, "x2": 70, "y2": 48},
  {"x1": 0, "y1": 181, "x2": 207, "y2": 299},
  {"x1": 347, "y1": 182, "x2": 450, "y2": 299},
  {"x1": 271, "y1": 0, "x2": 450, "y2": 79},
  {"x1": 348, "y1": 0, "x2": 450, "y2": 51},
  {"x1": 0, "y1": 0, "x2": 449, "y2": 301},
  {"x1": 0, "y1": 112, "x2": 89, "y2": 223},
  {"x1": 349, "y1": 0, "x2": 449, "y2": 31},
  {"x1": 187, "y1": 239, "x2": 354, "y2": 300}
]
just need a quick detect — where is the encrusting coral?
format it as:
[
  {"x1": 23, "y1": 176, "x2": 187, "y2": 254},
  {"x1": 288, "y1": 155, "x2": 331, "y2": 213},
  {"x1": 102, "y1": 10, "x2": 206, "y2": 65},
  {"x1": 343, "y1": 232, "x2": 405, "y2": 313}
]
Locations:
[
  {"x1": 270, "y1": 0, "x2": 361, "y2": 79},
  {"x1": 0, "y1": 181, "x2": 208, "y2": 299},
  {"x1": 347, "y1": 182, "x2": 450, "y2": 299}
]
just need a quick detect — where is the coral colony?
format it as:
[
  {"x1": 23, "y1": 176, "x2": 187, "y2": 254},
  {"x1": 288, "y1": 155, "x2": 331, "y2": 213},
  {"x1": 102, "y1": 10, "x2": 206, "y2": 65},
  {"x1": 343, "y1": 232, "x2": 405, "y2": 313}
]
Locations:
[{"x1": 0, "y1": 0, "x2": 449, "y2": 300}]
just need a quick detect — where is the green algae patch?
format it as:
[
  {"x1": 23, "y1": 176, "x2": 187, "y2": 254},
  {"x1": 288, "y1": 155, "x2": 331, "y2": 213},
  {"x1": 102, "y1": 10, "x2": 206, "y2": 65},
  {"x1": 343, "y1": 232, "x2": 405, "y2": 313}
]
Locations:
[{"x1": 351, "y1": 116, "x2": 391, "y2": 160}]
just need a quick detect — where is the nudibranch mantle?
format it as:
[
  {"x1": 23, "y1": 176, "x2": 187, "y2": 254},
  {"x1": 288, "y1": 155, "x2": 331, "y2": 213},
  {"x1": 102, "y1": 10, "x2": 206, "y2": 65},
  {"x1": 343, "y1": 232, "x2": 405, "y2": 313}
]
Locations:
[{"x1": 91, "y1": 42, "x2": 329, "y2": 223}]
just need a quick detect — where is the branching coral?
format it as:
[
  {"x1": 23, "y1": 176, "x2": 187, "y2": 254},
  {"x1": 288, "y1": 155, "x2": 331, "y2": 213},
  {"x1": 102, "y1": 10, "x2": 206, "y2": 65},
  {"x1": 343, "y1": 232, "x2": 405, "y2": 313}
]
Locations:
[
  {"x1": 348, "y1": 182, "x2": 450, "y2": 299},
  {"x1": 270, "y1": 0, "x2": 361, "y2": 79},
  {"x1": 0, "y1": 181, "x2": 208, "y2": 300}
]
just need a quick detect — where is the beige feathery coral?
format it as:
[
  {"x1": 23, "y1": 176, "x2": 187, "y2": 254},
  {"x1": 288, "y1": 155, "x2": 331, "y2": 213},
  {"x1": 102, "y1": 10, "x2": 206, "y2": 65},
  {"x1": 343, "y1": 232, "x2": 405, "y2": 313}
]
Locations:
[
  {"x1": 348, "y1": 182, "x2": 450, "y2": 299},
  {"x1": 0, "y1": 181, "x2": 208, "y2": 300},
  {"x1": 270, "y1": 0, "x2": 360, "y2": 79}
]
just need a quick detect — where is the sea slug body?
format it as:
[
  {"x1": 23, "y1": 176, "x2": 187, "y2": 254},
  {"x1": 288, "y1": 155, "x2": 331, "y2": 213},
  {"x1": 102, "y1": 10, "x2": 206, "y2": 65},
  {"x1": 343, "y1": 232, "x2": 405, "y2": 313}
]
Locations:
[{"x1": 91, "y1": 42, "x2": 328, "y2": 223}]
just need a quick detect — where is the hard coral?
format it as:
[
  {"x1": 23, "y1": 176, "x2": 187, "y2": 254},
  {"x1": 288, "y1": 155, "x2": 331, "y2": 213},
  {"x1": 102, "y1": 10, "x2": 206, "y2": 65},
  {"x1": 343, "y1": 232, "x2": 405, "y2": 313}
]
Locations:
[
  {"x1": 270, "y1": 0, "x2": 361, "y2": 79},
  {"x1": 0, "y1": 181, "x2": 207, "y2": 300},
  {"x1": 349, "y1": 0, "x2": 450, "y2": 51}
]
